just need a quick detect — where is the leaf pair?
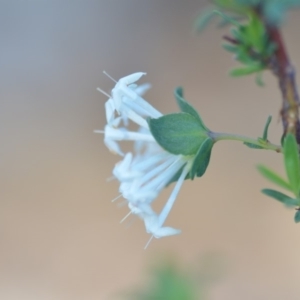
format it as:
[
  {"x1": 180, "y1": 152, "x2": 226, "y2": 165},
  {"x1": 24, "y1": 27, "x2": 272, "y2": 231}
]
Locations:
[
  {"x1": 258, "y1": 134, "x2": 300, "y2": 222},
  {"x1": 244, "y1": 115, "x2": 272, "y2": 149}
]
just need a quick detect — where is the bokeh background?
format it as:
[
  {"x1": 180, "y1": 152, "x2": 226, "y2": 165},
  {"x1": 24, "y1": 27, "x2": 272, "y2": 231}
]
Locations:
[{"x1": 2, "y1": 0, "x2": 300, "y2": 299}]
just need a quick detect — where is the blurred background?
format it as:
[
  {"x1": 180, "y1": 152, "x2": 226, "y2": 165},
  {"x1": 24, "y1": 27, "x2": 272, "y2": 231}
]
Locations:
[{"x1": 1, "y1": 0, "x2": 300, "y2": 299}]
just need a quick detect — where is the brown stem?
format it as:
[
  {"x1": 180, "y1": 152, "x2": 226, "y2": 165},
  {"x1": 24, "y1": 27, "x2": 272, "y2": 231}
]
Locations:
[
  {"x1": 223, "y1": 35, "x2": 239, "y2": 45},
  {"x1": 265, "y1": 25, "x2": 300, "y2": 143}
]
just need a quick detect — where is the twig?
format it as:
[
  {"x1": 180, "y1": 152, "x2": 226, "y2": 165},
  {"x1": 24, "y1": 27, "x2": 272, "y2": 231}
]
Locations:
[{"x1": 260, "y1": 13, "x2": 300, "y2": 144}]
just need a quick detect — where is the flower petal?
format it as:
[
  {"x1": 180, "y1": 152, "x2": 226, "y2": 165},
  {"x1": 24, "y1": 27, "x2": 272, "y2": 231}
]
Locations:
[
  {"x1": 104, "y1": 138, "x2": 124, "y2": 156},
  {"x1": 143, "y1": 212, "x2": 181, "y2": 238},
  {"x1": 105, "y1": 98, "x2": 115, "y2": 124}
]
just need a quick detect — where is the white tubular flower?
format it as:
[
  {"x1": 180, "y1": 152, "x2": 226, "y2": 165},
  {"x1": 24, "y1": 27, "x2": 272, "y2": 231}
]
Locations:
[
  {"x1": 97, "y1": 72, "x2": 213, "y2": 247},
  {"x1": 101, "y1": 72, "x2": 161, "y2": 128}
]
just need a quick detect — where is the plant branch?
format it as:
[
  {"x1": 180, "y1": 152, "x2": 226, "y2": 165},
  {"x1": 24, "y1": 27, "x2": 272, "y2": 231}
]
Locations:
[
  {"x1": 260, "y1": 14, "x2": 300, "y2": 144},
  {"x1": 210, "y1": 131, "x2": 282, "y2": 153}
]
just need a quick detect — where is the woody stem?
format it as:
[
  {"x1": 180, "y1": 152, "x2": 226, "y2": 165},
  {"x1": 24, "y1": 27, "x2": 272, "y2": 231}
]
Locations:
[{"x1": 262, "y1": 16, "x2": 300, "y2": 144}]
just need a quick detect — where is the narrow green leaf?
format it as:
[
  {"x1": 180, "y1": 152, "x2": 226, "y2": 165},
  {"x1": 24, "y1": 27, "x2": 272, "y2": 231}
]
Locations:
[
  {"x1": 257, "y1": 164, "x2": 293, "y2": 192},
  {"x1": 190, "y1": 138, "x2": 214, "y2": 179},
  {"x1": 222, "y1": 43, "x2": 238, "y2": 53},
  {"x1": 230, "y1": 27, "x2": 243, "y2": 41},
  {"x1": 261, "y1": 189, "x2": 299, "y2": 207},
  {"x1": 246, "y1": 15, "x2": 265, "y2": 52},
  {"x1": 244, "y1": 142, "x2": 263, "y2": 149},
  {"x1": 255, "y1": 72, "x2": 265, "y2": 87},
  {"x1": 235, "y1": 48, "x2": 254, "y2": 64},
  {"x1": 283, "y1": 134, "x2": 300, "y2": 196},
  {"x1": 230, "y1": 65, "x2": 264, "y2": 77},
  {"x1": 211, "y1": 9, "x2": 241, "y2": 26},
  {"x1": 148, "y1": 113, "x2": 208, "y2": 156},
  {"x1": 174, "y1": 87, "x2": 208, "y2": 130},
  {"x1": 194, "y1": 8, "x2": 216, "y2": 32},
  {"x1": 217, "y1": 14, "x2": 243, "y2": 28},
  {"x1": 214, "y1": 0, "x2": 248, "y2": 13},
  {"x1": 262, "y1": 115, "x2": 272, "y2": 140},
  {"x1": 294, "y1": 210, "x2": 300, "y2": 223}
]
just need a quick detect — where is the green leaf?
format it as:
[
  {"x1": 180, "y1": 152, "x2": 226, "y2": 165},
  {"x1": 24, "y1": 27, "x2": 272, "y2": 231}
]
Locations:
[
  {"x1": 213, "y1": 0, "x2": 249, "y2": 14},
  {"x1": 255, "y1": 72, "x2": 265, "y2": 87},
  {"x1": 246, "y1": 15, "x2": 266, "y2": 52},
  {"x1": 174, "y1": 87, "x2": 208, "y2": 130},
  {"x1": 283, "y1": 134, "x2": 300, "y2": 196},
  {"x1": 295, "y1": 210, "x2": 300, "y2": 223},
  {"x1": 261, "y1": 189, "x2": 299, "y2": 207},
  {"x1": 194, "y1": 8, "x2": 216, "y2": 32},
  {"x1": 148, "y1": 113, "x2": 208, "y2": 156},
  {"x1": 230, "y1": 27, "x2": 243, "y2": 41},
  {"x1": 244, "y1": 142, "x2": 263, "y2": 149},
  {"x1": 230, "y1": 64, "x2": 264, "y2": 77},
  {"x1": 195, "y1": 8, "x2": 242, "y2": 32},
  {"x1": 235, "y1": 47, "x2": 254, "y2": 64},
  {"x1": 262, "y1": 115, "x2": 272, "y2": 140},
  {"x1": 190, "y1": 138, "x2": 214, "y2": 179},
  {"x1": 257, "y1": 164, "x2": 293, "y2": 192},
  {"x1": 217, "y1": 14, "x2": 244, "y2": 28},
  {"x1": 222, "y1": 43, "x2": 238, "y2": 53},
  {"x1": 211, "y1": 9, "x2": 241, "y2": 26}
]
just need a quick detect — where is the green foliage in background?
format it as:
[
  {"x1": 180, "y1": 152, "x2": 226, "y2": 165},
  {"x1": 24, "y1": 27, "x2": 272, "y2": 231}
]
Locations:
[
  {"x1": 198, "y1": 1, "x2": 300, "y2": 223},
  {"x1": 196, "y1": 0, "x2": 300, "y2": 85},
  {"x1": 213, "y1": 0, "x2": 300, "y2": 24},
  {"x1": 122, "y1": 260, "x2": 205, "y2": 300}
]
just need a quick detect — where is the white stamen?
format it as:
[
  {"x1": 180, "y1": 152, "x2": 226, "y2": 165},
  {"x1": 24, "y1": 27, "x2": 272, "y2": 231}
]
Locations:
[
  {"x1": 97, "y1": 87, "x2": 111, "y2": 98},
  {"x1": 106, "y1": 176, "x2": 115, "y2": 182},
  {"x1": 144, "y1": 235, "x2": 154, "y2": 249},
  {"x1": 117, "y1": 200, "x2": 127, "y2": 208},
  {"x1": 111, "y1": 194, "x2": 122, "y2": 202},
  {"x1": 120, "y1": 211, "x2": 132, "y2": 223},
  {"x1": 103, "y1": 70, "x2": 117, "y2": 83}
]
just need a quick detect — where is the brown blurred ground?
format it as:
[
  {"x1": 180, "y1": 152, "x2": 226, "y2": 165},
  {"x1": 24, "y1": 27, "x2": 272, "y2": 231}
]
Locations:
[{"x1": 1, "y1": 1, "x2": 300, "y2": 299}]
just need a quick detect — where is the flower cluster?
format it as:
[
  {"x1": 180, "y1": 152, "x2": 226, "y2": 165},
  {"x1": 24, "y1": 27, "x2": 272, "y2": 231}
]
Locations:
[{"x1": 97, "y1": 73, "x2": 194, "y2": 247}]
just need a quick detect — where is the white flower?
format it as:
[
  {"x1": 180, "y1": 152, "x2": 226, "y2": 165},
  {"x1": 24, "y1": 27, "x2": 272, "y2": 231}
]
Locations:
[{"x1": 97, "y1": 72, "x2": 194, "y2": 247}]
